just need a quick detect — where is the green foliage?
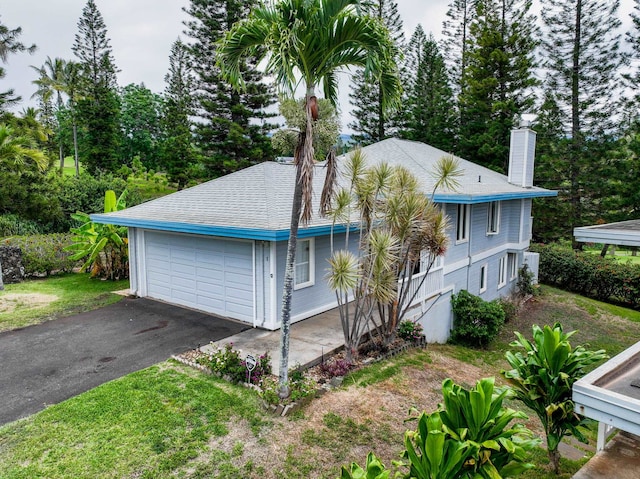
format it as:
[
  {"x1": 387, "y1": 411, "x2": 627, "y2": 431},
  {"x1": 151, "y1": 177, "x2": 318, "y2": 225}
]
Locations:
[
  {"x1": 532, "y1": 243, "x2": 640, "y2": 309},
  {"x1": 1, "y1": 233, "x2": 76, "y2": 276},
  {"x1": 451, "y1": 290, "x2": 506, "y2": 348},
  {"x1": 502, "y1": 323, "x2": 608, "y2": 473},
  {"x1": 516, "y1": 264, "x2": 536, "y2": 298},
  {"x1": 398, "y1": 26, "x2": 456, "y2": 152},
  {"x1": 271, "y1": 97, "x2": 340, "y2": 161},
  {"x1": 497, "y1": 298, "x2": 519, "y2": 323},
  {"x1": 0, "y1": 214, "x2": 43, "y2": 237},
  {"x1": 66, "y1": 190, "x2": 128, "y2": 280},
  {"x1": 260, "y1": 369, "x2": 316, "y2": 406},
  {"x1": 196, "y1": 343, "x2": 272, "y2": 385},
  {"x1": 341, "y1": 452, "x2": 390, "y2": 479},
  {"x1": 184, "y1": 0, "x2": 276, "y2": 179},
  {"x1": 397, "y1": 319, "x2": 425, "y2": 342},
  {"x1": 346, "y1": 378, "x2": 537, "y2": 479}
]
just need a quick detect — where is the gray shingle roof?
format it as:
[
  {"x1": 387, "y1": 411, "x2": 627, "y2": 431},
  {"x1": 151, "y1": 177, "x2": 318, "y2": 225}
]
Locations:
[{"x1": 92, "y1": 138, "x2": 555, "y2": 237}]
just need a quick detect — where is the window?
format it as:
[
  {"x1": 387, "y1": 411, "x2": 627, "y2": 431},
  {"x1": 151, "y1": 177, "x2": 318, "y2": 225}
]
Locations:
[
  {"x1": 487, "y1": 201, "x2": 500, "y2": 235},
  {"x1": 508, "y1": 252, "x2": 517, "y2": 280},
  {"x1": 479, "y1": 264, "x2": 487, "y2": 293},
  {"x1": 294, "y1": 238, "x2": 315, "y2": 289},
  {"x1": 498, "y1": 254, "x2": 507, "y2": 288},
  {"x1": 456, "y1": 204, "x2": 470, "y2": 243}
]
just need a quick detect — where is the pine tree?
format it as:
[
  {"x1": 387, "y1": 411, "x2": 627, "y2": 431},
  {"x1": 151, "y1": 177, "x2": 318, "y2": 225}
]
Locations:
[
  {"x1": 399, "y1": 26, "x2": 455, "y2": 152},
  {"x1": 72, "y1": 0, "x2": 121, "y2": 174},
  {"x1": 160, "y1": 38, "x2": 197, "y2": 189},
  {"x1": 457, "y1": 0, "x2": 538, "y2": 172},
  {"x1": 539, "y1": 0, "x2": 626, "y2": 240},
  {"x1": 183, "y1": 0, "x2": 276, "y2": 178},
  {"x1": 624, "y1": 0, "x2": 640, "y2": 111},
  {"x1": 441, "y1": 0, "x2": 477, "y2": 100},
  {"x1": 348, "y1": 0, "x2": 404, "y2": 145}
]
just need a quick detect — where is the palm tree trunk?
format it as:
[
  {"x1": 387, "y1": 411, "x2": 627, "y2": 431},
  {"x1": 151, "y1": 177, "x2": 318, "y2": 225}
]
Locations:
[
  {"x1": 278, "y1": 90, "x2": 315, "y2": 398},
  {"x1": 59, "y1": 139, "x2": 64, "y2": 172},
  {"x1": 73, "y1": 122, "x2": 79, "y2": 177}
]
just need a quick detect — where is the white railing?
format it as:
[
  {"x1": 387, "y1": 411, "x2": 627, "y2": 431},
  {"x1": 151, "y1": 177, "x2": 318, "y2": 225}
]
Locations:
[{"x1": 399, "y1": 268, "x2": 444, "y2": 308}]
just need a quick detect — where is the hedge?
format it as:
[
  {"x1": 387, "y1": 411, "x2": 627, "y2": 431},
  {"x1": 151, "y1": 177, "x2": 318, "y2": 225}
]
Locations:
[
  {"x1": 1, "y1": 234, "x2": 77, "y2": 277},
  {"x1": 530, "y1": 243, "x2": 640, "y2": 309}
]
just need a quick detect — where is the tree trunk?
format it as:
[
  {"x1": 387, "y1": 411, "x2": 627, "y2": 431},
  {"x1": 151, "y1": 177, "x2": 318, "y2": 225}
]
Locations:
[
  {"x1": 278, "y1": 89, "x2": 316, "y2": 398},
  {"x1": 0, "y1": 262, "x2": 4, "y2": 291},
  {"x1": 73, "y1": 122, "x2": 80, "y2": 177},
  {"x1": 548, "y1": 448, "x2": 561, "y2": 475},
  {"x1": 59, "y1": 140, "x2": 65, "y2": 172}
]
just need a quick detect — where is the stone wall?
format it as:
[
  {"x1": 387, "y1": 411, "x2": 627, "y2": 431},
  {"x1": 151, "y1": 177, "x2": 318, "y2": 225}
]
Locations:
[{"x1": 0, "y1": 246, "x2": 25, "y2": 284}]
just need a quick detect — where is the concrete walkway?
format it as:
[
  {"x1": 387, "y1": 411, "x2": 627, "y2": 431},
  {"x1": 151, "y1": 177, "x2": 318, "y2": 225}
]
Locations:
[{"x1": 202, "y1": 307, "x2": 345, "y2": 374}]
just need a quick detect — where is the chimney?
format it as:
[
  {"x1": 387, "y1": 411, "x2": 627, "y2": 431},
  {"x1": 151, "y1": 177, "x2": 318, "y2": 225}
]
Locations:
[{"x1": 508, "y1": 121, "x2": 536, "y2": 188}]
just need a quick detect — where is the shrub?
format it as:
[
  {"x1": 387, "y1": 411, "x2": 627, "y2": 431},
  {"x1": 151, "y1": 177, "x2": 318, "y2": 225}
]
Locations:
[
  {"x1": 0, "y1": 214, "x2": 43, "y2": 237},
  {"x1": 516, "y1": 263, "x2": 536, "y2": 297},
  {"x1": 497, "y1": 298, "x2": 518, "y2": 323},
  {"x1": 260, "y1": 367, "x2": 316, "y2": 406},
  {"x1": 531, "y1": 243, "x2": 640, "y2": 308},
  {"x1": 450, "y1": 290, "x2": 505, "y2": 348},
  {"x1": 397, "y1": 319, "x2": 425, "y2": 342},
  {"x1": 196, "y1": 343, "x2": 271, "y2": 385},
  {"x1": 319, "y1": 357, "x2": 352, "y2": 378},
  {"x1": 2, "y1": 234, "x2": 76, "y2": 276}
]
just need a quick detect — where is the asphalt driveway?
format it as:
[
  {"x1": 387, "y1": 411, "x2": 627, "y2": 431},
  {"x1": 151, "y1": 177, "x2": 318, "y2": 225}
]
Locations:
[{"x1": 0, "y1": 297, "x2": 249, "y2": 426}]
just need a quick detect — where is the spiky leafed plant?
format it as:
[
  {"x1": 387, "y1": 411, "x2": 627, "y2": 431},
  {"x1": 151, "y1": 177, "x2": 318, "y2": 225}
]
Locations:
[
  {"x1": 217, "y1": 0, "x2": 401, "y2": 397},
  {"x1": 0, "y1": 124, "x2": 48, "y2": 172},
  {"x1": 502, "y1": 323, "x2": 608, "y2": 473}
]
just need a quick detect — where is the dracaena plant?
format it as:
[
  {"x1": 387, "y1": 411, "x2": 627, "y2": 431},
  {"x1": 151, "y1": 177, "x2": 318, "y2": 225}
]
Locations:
[{"x1": 502, "y1": 323, "x2": 608, "y2": 474}]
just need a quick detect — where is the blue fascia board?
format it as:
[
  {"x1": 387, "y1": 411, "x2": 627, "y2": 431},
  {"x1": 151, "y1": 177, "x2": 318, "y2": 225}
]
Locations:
[
  {"x1": 90, "y1": 214, "x2": 355, "y2": 241},
  {"x1": 433, "y1": 190, "x2": 557, "y2": 204}
]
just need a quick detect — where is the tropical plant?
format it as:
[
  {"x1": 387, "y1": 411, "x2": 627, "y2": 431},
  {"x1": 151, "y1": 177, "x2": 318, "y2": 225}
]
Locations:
[
  {"x1": 66, "y1": 190, "x2": 128, "y2": 280},
  {"x1": 217, "y1": 0, "x2": 401, "y2": 397},
  {"x1": 0, "y1": 124, "x2": 48, "y2": 172},
  {"x1": 345, "y1": 378, "x2": 538, "y2": 479},
  {"x1": 340, "y1": 452, "x2": 390, "y2": 479},
  {"x1": 438, "y1": 377, "x2": 538, "y2": 478},
  {"x1": 502, "y1": 323, "x2": 609, "y2": 473},
  {"x1": 327, "y1": 150, "x2": 456, "y2": 362}
]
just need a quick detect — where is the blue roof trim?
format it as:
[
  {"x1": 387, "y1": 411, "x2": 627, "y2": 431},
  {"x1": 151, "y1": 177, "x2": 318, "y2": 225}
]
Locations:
[
  {"x1": 90, "y1": 214, "x2": 354, "y2": 241},
  {"x1": 433, "y1": 190, "x2": 557, "y2": 204}
]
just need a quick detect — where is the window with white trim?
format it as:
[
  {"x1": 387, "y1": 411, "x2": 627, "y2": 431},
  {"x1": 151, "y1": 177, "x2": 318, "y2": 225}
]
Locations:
[
  {"x1": 456, "y1": 204, "x2": 470, "y2": 243},
  {"x1": 498, "y1": 254, "x2": 508, "y2": 288},
  {"x1": 480, "y1": 264, "x2": 487, "y2": 293},
  {"x1": 508, "y1": 253, "x2": 517, "y2": 281},
  {"x1": 294, "y1": 238, "x2": 315, "y2": 289},
  {"x1": 487, "y1": 201, "x2": 500, "y2": 235}
]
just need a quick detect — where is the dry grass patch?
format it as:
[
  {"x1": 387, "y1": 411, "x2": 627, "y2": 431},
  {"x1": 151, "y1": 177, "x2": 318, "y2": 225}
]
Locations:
[{"x1": 0, "y1": 293, "x2": 58, "y2": 313}]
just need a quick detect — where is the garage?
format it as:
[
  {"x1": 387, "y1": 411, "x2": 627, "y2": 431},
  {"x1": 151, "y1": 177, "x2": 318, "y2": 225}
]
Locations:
[{"x1": 142, "y1": 231, "x2": 254, "y2": 322}]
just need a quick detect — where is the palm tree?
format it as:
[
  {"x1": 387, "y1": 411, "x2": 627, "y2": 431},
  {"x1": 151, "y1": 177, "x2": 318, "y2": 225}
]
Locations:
[
  {"x1": 30, "y1": 58, "x2": 82, "y2": 176},
  {"x1": 217, "y1": 0, "x2": 402, "y2": 397},
  {"x1": 31, "y1": 56, "x2": 67, "y2": 170},
  {"x1": 0, "y1": 124, "x2": 48, "y2": 172}
]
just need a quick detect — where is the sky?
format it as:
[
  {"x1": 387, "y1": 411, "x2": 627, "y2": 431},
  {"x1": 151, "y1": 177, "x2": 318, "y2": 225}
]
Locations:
[
  {"x1": 1, "y1": 0, "x2": 449, "y2": 132},
  {"x1": 0, "y1": 0, "x2": 635, "y2": 133}
]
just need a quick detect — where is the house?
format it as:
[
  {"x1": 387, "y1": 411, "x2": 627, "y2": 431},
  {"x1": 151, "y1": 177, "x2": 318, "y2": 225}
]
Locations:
[{"x1": 92, "y1": 127, "x2": 556, "y2": 342}]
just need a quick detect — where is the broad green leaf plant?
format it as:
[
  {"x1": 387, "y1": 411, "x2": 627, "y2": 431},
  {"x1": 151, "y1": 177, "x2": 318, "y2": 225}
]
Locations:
[
  {"x1": 67, "y1": 190, "x2": 129, "y2": 280},
  {"x1": 502, "y1": 323, "x2": 608, "y2": 474},
  {"x1": 343, "y1": 378, "x2": 537, "y2": 479}
]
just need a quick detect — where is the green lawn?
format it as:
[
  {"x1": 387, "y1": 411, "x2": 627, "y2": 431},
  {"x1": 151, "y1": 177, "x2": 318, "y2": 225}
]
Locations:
[
  {"x1": 0, "y1": 273, "x2": 129, "y2": 332},
  {"x1": 583, "y1": 245, "x2": 640, "y2": 265},
  {"x1": 0, "y1": 363, "x2": 268, "y2": 479}
]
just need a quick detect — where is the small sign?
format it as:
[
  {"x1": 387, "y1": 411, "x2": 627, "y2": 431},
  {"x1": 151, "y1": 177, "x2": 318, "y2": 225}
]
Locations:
[{"x1": 245, "y1": 354, "x2": 257, "y2": 372}]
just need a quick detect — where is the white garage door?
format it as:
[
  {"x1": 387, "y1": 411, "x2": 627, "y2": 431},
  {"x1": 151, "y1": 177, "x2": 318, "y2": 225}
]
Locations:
[{"x1": 144, "y1": 231, "x2": 254, "y2": 322}]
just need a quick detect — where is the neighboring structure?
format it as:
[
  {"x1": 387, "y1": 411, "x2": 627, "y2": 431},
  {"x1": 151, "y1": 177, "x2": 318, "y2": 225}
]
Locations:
[
  {"x1": 574, "y1": 220, "x2": 640, "y2": 250},
  {"x1": 92, "y1": 129, "x2": 555, "y2": 342}
]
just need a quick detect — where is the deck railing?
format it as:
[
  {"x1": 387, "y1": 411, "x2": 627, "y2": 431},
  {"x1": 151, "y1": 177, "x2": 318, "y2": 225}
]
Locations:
[{"x1": 399, "y1": 267, "x2": 444, "y2": 308}]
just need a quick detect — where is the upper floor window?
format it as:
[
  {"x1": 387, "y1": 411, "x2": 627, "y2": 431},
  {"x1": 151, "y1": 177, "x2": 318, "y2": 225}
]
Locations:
[
  {"x1": 456, "y1": 204, "x2": 470, "y2": 243},
  {"x1": 487, "y1": 201, "x2": 500, "y2": 235},
  {"x1": 294, "y1": 238, "x2": 315, "y2": 289}
]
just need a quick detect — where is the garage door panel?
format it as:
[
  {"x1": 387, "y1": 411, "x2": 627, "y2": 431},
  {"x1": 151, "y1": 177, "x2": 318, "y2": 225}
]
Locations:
[{"x1": 144, "y1": 233, "x2": 253, "y2": 323}]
